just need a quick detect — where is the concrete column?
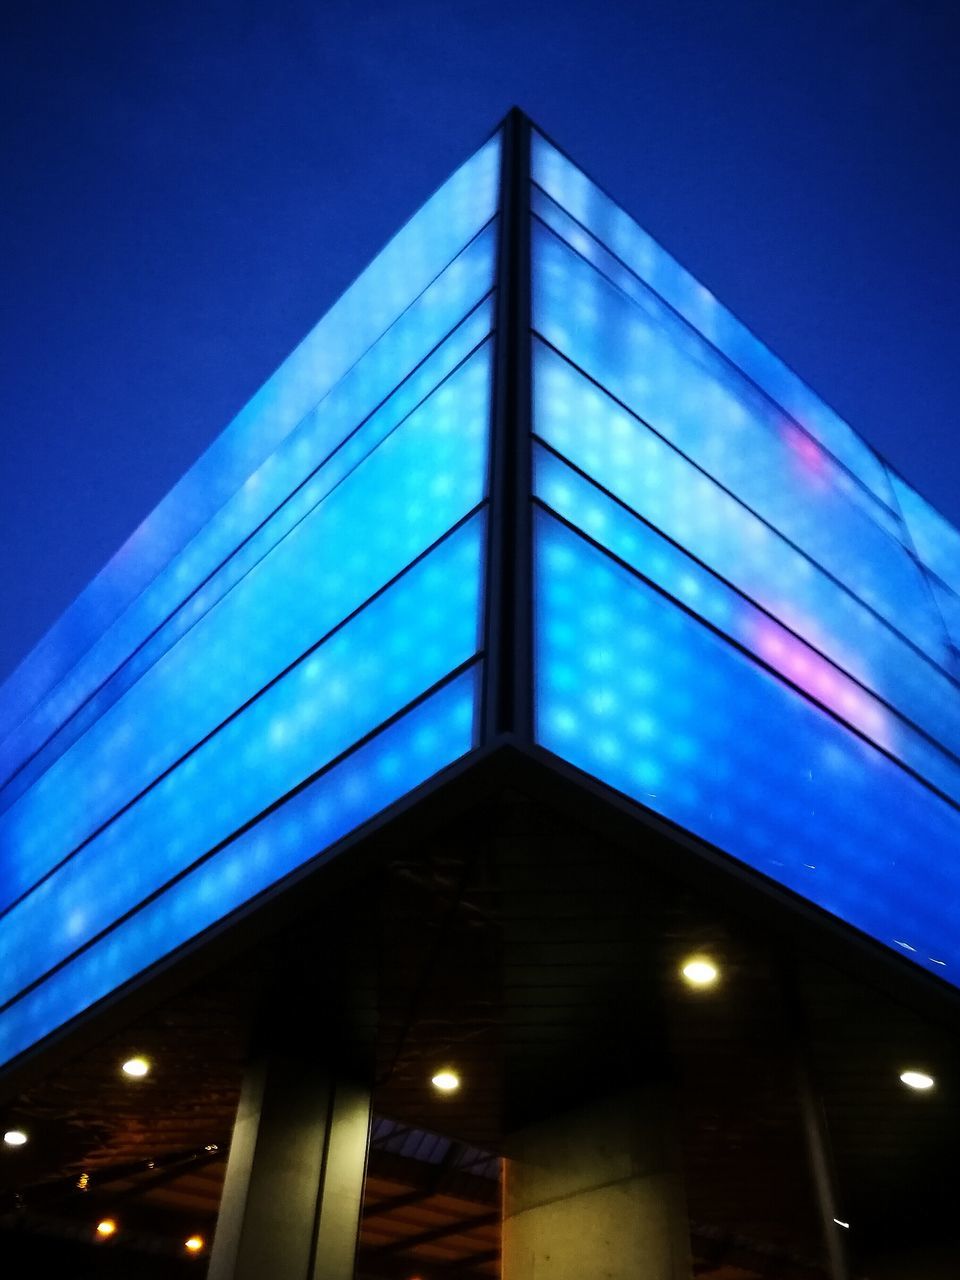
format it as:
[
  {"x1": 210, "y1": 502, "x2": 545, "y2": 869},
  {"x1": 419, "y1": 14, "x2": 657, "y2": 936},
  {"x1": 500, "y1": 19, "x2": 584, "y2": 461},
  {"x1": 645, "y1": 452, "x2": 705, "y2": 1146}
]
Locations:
[
  {"x1": 207, "y1": 1055, "x2": 370, "y2": 1280},
  {"x1": 502, "y1": 1088, "x2": 691, "y2": 1280}
]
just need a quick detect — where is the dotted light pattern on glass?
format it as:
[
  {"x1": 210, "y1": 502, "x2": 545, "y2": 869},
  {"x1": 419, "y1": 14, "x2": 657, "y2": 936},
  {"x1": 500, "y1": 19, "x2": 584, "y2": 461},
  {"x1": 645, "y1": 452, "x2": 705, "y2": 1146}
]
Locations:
[
  {"x1": 535, "y1": 513, "x2": 960, "y2": 983},
  {"x1": 531, "y1": 131, "x2": 894, "y2": 509},
  {"x1": 0, "y1": 132, "x2": 501, "y2": 748},
  {"x1": 532, "y1": 224, "x2": 949, "y2": 669},
  {"x1": 533, "y1": 344, "x2": 960, "y2": 763},
  {"x1": 535, "y1": 448, "x2": 960, "y2": 805},
  {"x1": 0, "y1": 347, "x2": 492, "y2": 911},
  {"x1": 0, "y1": 667, "x2": 478, "y2": 1069},
  {"x1": 0, "y1": 517, "x2": 485, "y2": 1012},
  {"x1": 0, "y1": 229, "x2": 497, "y2": 794},
  {"x1": 532, "y1": 187, "x2": 901, "y2": 547}
]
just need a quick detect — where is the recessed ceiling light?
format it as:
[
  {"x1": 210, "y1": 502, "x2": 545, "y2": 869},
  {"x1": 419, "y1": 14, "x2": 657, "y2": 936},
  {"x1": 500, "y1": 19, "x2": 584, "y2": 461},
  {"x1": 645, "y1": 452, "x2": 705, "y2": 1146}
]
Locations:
[
  {"x1": 3, "y1": 1129, "x2": 27, "y2": 1147},
  {"x1": 184, "y1": 1235, "x2": 204, "y2": 1253},
  {"x1": 121, "y1": 1056, "x2": 150, "y2": 1079},
  {"x1": 680, "y1": 956, "x2": 719, "y2": 988},
  {"x1": 430, "y1": 1069, "x2": 460, "y2": 1093},
  {"x1": 899, "y1": 1069, "x2": 935, "y2": 1091},
  {"x1": 96, "y1": 1219, "x2": 118, "y2": 1238}
]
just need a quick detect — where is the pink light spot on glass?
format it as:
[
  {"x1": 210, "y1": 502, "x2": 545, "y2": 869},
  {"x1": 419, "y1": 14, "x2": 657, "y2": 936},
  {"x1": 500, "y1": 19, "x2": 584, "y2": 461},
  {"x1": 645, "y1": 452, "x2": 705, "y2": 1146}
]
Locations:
[
  {"x1": 752, "y1": 615, "x2": 891, "y2": 751},
  {"x1": 784, "y1": 423, "x2": 829, "y2": 483}
]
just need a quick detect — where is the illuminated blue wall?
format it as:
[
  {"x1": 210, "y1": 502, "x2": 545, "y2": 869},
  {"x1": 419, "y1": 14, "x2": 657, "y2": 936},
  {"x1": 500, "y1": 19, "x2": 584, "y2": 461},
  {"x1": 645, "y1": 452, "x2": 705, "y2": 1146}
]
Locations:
[
  {"x1": 531, "y1": 129, "x2": 960, "y2": 987},
  {"x1": 5, "y1": 115, "x2": 960, "y2": 1073},
  {"x1": 0, "y1": 132, "x2": 500, "y2": 1069}
]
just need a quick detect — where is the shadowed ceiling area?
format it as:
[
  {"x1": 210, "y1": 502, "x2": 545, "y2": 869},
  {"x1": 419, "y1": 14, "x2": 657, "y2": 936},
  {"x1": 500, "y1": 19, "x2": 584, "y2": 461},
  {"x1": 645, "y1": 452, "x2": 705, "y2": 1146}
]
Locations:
[{"x1": 3, "y1": 787, "x2": 960, "y2": 1278}]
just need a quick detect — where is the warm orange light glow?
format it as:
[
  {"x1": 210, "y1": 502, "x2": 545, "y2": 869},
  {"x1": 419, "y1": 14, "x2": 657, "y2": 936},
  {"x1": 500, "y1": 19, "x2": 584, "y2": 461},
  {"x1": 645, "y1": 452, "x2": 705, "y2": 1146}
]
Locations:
[
  {"x1": 96, "y1": 1219, "x2": 117, "y2": 1238},
  {"x1": 185, "y1": 1235, "x2": 204, "y2": 1253}
]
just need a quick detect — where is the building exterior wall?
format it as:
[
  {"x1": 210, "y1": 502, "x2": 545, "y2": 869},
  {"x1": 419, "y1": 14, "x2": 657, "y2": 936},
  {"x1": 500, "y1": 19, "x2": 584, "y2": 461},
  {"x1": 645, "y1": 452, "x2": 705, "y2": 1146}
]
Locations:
[
  {"x1": 3, "y1": 110, "x2": 960, "y2": 1085},
  {"x1": 0, "y1": 133, "x2": 500, "y2": 1070},
  {"x1": 530, "y1": 127, "x2": 960, "y2": 988}
]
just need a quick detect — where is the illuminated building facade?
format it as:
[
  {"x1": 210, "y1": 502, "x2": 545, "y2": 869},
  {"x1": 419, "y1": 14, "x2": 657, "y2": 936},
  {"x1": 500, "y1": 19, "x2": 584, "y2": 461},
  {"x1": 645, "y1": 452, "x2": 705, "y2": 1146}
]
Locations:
[{"x1": 2, "y1": 110, "x2": 960, "y2": 1279}]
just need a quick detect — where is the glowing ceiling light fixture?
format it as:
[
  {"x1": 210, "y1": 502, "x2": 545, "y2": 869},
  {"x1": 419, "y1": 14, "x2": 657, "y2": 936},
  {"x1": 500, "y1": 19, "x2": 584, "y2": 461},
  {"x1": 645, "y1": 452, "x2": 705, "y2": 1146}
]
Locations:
[
  {"x1": 184, "y1": 1235, "x2": 205, "y2": 1253},
  {"x1": 96, "y1": 1219, "x2": 118, "y2": 1239},
  {"x1": 899, "y1": 1069, "x2": 935, "y2": 1091},
  {"x1": 430, "y1": 1069, "x2": 460, "y2": 1093},
  {"x1": 3, "y1": 1129, "x2": 28, "y2": 1147},
  {"x1": 121, "y1": 1056, "x2": 151, "y2": 1079},
  {"x1": 680, "y1": 956, "x2": 719, "y2": 988}
]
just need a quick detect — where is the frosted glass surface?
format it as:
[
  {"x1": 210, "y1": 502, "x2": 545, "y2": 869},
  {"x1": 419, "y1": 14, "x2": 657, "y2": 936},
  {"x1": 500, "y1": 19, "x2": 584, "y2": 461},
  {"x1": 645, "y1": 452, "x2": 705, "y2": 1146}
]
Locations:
[
  {"x1": 0, "y1": 127, "x2": 500, "y2": 1068},
  {"x1": 0, "y1": 133, "x2": 501, "y2": 745},
  {"x1": 532, "y1": 225, "x2": 947, "y2": 665},
  {"x1": 0, "y1": 347, "x2": 491, "y2": 906},
  {"x1": 931, "y1": 580, "x2": 960, "y2": 660},
  {"x1": 532, "y1": 186, "x2": 901, "y2": 545},
  {"x1": 0, "y1": 517, "x2": 485, "y2": 1011},
  {"x1": 535, "y1": 513, "x2": 960, "y2": 983},
  {"x1": 535, "y1": 449, "x2": 960, "y2": 804},
  {"x1": 892, "y1": 473, "x2": 960, "y2": 601},
  {"x1": 532, "y1": 344, "x2": 960, "y2": 759},
  {"x1": 1, "y1": 230, "x2": 497, "y2": 792},
  {"x1": 531, "y1": 130, "x2": 893, "y2": 508},
  {"x1": 0, "y1": 667, "x2": 478, "y2": 1069}
]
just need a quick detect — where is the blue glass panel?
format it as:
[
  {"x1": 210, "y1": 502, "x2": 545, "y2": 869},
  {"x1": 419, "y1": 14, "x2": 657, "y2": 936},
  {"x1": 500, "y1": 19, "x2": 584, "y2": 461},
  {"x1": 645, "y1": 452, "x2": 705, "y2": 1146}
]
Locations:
[
  {"x1": 0, "y1": 517, "x2": 484, "y2": 1007},
  {"x1": 1, "y1": 230, "x2": 497, "y2": 791},
  {"x1": 0, "y1": 133, "x2": 501, "y2": 745},
  {"x1": 0, "y1": 666, "x2": 478, "y2": 1070},
  {"x1": 532, "y1": 344, "x2": 960, "y2": 756},
  {"x1": 532, "y1": 187, "x2": 901, "y2": 545},
  {"x1": 531, "y1": 131, "x2": 893, "y2": 508},
  {"x1": 891, "y1": 473, "x2": 960, "y2": 600},
  {"x1": 930, "y1": 579, "x2": 960, "y2": 664},
  {"x1": 532, "y1": 227, "x2": 946, "y2": 664},
  {"x1": 535, "y1": 514, "x2": 960, "y2": 982},
  {"x1": 0, "y1": 351, "x2": 490, "y2": 909},
  {"x1": 0, "y1": 295, "x2": 496, "y2": 808},
  {"x1": 535, "y1": 448, "x2": 960, "y2": 804}
]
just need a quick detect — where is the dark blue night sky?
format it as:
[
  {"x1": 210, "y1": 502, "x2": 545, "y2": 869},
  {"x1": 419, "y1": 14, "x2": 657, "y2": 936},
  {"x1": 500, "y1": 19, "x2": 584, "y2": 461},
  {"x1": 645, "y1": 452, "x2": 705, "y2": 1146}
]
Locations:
[{"x1": 2, "y1": 0, "x2": 958, "y2": 683}]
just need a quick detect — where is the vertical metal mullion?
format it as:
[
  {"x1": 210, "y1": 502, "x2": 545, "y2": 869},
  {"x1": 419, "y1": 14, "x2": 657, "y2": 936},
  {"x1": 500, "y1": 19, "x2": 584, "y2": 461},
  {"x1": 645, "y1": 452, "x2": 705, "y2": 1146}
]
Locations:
[{"x1": 482, "y1": 107, "x2": 533, "y2": 746}]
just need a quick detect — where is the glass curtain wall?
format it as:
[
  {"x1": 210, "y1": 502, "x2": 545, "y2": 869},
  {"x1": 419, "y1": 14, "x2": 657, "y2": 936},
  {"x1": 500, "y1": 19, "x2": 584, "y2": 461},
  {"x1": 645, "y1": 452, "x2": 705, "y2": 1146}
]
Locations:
[{"x1": 0, "y1": 131, "x2": 502, "y2": 1070}]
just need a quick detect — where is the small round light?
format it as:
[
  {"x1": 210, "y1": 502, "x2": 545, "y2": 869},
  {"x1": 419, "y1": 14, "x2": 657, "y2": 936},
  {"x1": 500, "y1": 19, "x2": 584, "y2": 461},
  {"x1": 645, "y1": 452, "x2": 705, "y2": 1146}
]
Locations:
[
  {"x1": 681, "y1": 956, "x2": 719, "y2": 988},
  {"x1": 96, "y1": 1219, "x2": 118, "y2": 1238},
  {"x1": 3, "y1": 1129, "x2": 27, "y2": 1147},
  {"x1": 184, "y1": 1235, "x2": 204, "y2": 1253},
  {"x1": 431, "y1": 1069, "x2": 460, "y2": 1093},
  {"x1": 900, "y1": 1069, "x2": 935, "y2": 1091},
  {"x1": 121, "y1": 1056, "x2": 150, "y2": 1079}
]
